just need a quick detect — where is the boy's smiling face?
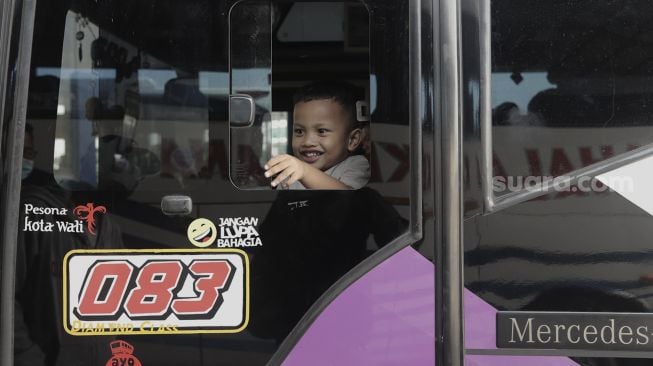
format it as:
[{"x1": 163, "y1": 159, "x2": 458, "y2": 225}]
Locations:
[{"x1": 292, "y1": 98, "x2": 360, "y2": 171}]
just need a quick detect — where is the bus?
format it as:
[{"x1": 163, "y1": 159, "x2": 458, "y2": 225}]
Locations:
[{"x1": 1, "y1": 0, "x2": 653, "y2": 365}]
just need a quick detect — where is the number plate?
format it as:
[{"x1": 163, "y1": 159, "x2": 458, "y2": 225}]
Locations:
[{"x1": 63, "y1": 249, "x2": 249, "y2": 335}]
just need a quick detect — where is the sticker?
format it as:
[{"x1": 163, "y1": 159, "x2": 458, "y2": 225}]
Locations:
[
  {"x1": 63, "y1": 249, "x2": 249, "y2": 335},
  {"x1": 215, "y1": 217, "x2": 262, "y2": 248},
  {"x1": 73, "y1": 203, "x2": 107, "y2": 235},
  {"x1": 287, "y1": 200, "x2": 309, "y2": 211},
  {"x1": 187, "y1": 218, "x2": 217, "y2": 248},
  {"x1": 106, "y1": 340, "x2": 142, "y2": 366},
  {"x1": 23, "y1": 202, "x2": 106, "y2": 235}
]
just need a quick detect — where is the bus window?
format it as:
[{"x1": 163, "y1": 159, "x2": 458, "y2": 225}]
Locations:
[
  {"x1": 229, "y1": 0, "x2": 372, "y2": 190},
  {"x1": 10, "y1": 0, "x2": 414, "y2": 365},
  {"x1": 463, "y1": 1, "x2": 653, "y2": 365},
  {"x1": 489, "y1": 0, "x2": 653, "y2": 198},
  {"x1": 51, "y1": 8, "x2": 213, "y2": 198}
]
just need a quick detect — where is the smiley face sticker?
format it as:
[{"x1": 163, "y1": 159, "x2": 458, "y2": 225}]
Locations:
[{"x1": 187, "y1": 218, "x2": 217, "y2": 248}]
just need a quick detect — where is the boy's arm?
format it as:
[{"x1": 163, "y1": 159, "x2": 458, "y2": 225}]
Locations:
[
  {"x1": 296, "y1": 163, "x2": 352, "y2": 189},
  {"x1": 265, "y1": 154, "x2": 352, "y2": 189}
]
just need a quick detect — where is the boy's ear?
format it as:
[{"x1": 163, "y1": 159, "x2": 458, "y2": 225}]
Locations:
[{"x1": 347, "y1": 128, "x2": 363, "y2": 152}]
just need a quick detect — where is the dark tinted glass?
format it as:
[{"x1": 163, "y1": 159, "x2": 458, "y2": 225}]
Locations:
[
  {"x1": 15, "y1": 0, "x2": 411, "y2": 365},
  {"x1": 491, "y1": 0, "x2": 653, "y2": 196},
  {"x1": 464, "y1": 1, "x2": 653, "y2": 364}
]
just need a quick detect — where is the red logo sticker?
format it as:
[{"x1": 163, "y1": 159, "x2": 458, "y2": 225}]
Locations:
[
  {"x1": 105, "y1": 340, "x2": 142, "y2": 366},
  {"x1": 73, "y1": 203, "x2": 107, "y2": 235}
]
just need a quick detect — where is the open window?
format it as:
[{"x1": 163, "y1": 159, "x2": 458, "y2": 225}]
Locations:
[{"x1": 229, "y1": 0, "x2": 371, "y2": 190}]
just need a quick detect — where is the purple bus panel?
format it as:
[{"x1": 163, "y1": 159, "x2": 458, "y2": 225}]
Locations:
[{"x1": 282, "y1": 247, "x2": 579, "y2": 366}]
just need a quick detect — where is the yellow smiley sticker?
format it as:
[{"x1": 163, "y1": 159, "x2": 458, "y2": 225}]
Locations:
[{"x1": 187, "y1": 218, "x2": 217, "y2": 248}]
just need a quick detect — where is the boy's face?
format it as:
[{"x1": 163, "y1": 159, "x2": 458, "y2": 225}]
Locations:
[{"x1": 292, "y1": 99, "x2": 360, "y2": 171}]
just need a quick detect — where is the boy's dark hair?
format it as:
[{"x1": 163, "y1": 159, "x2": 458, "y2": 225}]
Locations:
[{"x1": 293, "y1": 81, "x2": 362, "y2": 130}]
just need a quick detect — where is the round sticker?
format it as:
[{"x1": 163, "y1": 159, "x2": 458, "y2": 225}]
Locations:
[{"x1": 187, "y1": 218, "x2": 217, "y2": 247}]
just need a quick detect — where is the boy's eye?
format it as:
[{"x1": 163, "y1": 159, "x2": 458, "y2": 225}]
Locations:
[
  {"x1": 293, "y1": 128, "x2": 304, "y2": 136},
  {"x1": 317, "y1": 128, "x2": 330, "y2": 134}
]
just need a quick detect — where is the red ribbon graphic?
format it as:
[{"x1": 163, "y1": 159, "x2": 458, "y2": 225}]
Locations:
[{"x1": 73, "y1": 203, "x2": 107, "y2": 235}]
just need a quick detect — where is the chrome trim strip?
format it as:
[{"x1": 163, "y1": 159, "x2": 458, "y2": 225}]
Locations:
[
  {"x1": 467, "y1": 348, "x2": 653, "y2": 358},
  {"x1": 0, "y1": 0, "x2": 36, "y2": 364},
  {"x1": 479, "y1": 0, "x2": 493, "y2": 211},
  {"x1": 0, "y1": 0, "x2": 18, "y2": 149},
  {"x1": 436, "y1": 0, "x2": 464, "y2": 363}
]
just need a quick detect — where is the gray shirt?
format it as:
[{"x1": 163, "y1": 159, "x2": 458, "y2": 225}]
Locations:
[{"x1": 288, "y1": 155, "x2": 370, "y2": 189}]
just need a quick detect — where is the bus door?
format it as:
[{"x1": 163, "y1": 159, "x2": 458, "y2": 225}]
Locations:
[
  {"x1": 463, "y1": 0, "x2": 653, "y2": 365},
  {"x1": 0, "y1": 0, "x2": 442, "y2": 365}
]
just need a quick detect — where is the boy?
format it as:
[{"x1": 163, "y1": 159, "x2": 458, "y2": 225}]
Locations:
[{"x1": 264, "y1": 81, "x2": 370, "y2": 189}]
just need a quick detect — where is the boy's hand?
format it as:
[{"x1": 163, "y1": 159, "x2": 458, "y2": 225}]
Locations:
[{"x1": 264, "y1": 154, "x2": 307, "y2": 188}]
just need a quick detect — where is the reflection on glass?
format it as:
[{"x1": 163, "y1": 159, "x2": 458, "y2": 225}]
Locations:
[
  {"x1": 199, "y1": 71, "x2": 229, "y2": 96},
  {"x1": 492, "y1": 72, "x2": 554, "y2": 125},
  {"x1": 137, "y1": 69, "x2": 178, "y2": 96},
  {"x1": 261, "y1": 111, "x2": 289, "y2": 165},
  {"x1": 491, "y1": 0, "x2": 653, "y2": 196},
  {"x1": 52, "y1": 9, "x2": 222, "y2": 196}
]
